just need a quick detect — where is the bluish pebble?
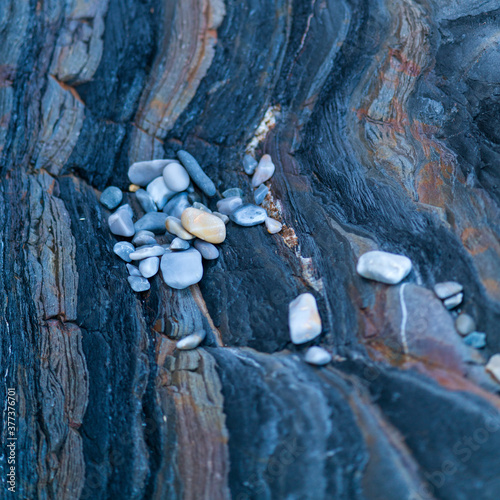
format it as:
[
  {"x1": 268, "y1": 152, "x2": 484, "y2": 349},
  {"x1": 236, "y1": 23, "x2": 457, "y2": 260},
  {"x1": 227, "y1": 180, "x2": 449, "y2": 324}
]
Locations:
[
  {"x1": 230, "y1": 204, "x2": 267, "y2": 226},
  {"x1": 254, "y1": 184, "x2": 269, "y2": 205},
  {"x1": 177, "y1": 150, "x2": 216, "y2": 197},
  {"x1": 100, "y1": 186, "x2": 123, "y2": 210},
  {"x1": 113, "y1": 241, "x2": 135, "y2": 262},
  {"x1": 135, "y1": 189, "x2": 157, "y2": 213},
  {"x1": 223, "y1": 188, "x2": 243, "y2": 198},
  {"x1": 134, "y1": 212, "x2": 168, "y2": 234},
  {"x1": 127, "y1": 275, "x2": 150, "y2": 292},
  {"x1": 463, "y1": 332, "x2": 486, "y2": 349},
  {"x1": 163, "y1": 192, "x2": 191, "y2": 219}
]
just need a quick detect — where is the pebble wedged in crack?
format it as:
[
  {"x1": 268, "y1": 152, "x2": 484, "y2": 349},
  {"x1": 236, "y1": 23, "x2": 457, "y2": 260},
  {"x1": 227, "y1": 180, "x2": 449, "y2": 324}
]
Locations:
[
  {"x1": 434, "y1": 281, "x2": 463, "y2": 300},
  {"x1": 100, "y1": 186, "x2": 123, "y2": 210},
  {"x1": 356, "y1": 250, "x2": 412, "y2": 285},
  {"x1": 132, "y1": 230, "x2": 156, "y2": 247},
  {"x1": 304, "y1": 346, "x2": 332, "y2": 366},
  {"x1": 177, "y1": 150, "x2": 216, "y2": 197},
  {"x1": 289, "y1": 293, "x2": 322, "y2": 344},
  {"x1": 194, "y1": 240, "x2": 219, "y2": 260},
  {"x1": 108, "y1": 210, "x2": 135, "y2": 237},
  {"x1": 265, "y1": 217, "x2": 282, "y2": 234},
  {"x1": 251, "y1": 154, "x2": 275, "y2": 187},
  {"x1": 444, "y1": 293, "x2": 463, "y2": 310},
  {"x1": 163, "y1": 192, "x2": 191, "y2": 219},
  {"x1": 254, "y1": 184, "x2": 269, "y2": 205},
  {"x1": 162, "y1": 161, "x2": 190, "y2": 192},
  {"x1": 127, "y1": 276, "x2": 150, "y2": 292},
  {"x1": 166, "y1": 216, "x2": 195, "y2": 240},
  {"x1": 134, "y1": 212, "x2": 169, "y2": 234},
  {"x1": 139, "y1": 256, "x2": 160, "y2": 278},
  {"x1": 135, "y1": 189, "x2": 157, "y2": 213},
  {"x1": 230, "y1": 204, "x2": 267, "y2": 226},
  {"x1": 181, "y1": 208, "x2": 226, "y2": 244},
  {"x1": 160, "y1": 248, "x2": 203, "y2": 289},
  {"x1": 113, "y1": 242, "x2": 135, "y2": 262},
  {"x1": 129, "y1": 245, "x2": 165, "y2": 260},
  {"x1": 216, "y1": 196, "x2": 243, "y2": 215},
  {"x1": 176, "y1": 330, "x2": 206, "y2": 350},
  {"x1": 146, "y1": 176, "x2": 174, "y2": 210},
  {"x1": 243, "y1": 154, "x2": 257, "y2": 175},
  {"x1": 128, "y1": 159, "x2": 172, "y2": 186}
]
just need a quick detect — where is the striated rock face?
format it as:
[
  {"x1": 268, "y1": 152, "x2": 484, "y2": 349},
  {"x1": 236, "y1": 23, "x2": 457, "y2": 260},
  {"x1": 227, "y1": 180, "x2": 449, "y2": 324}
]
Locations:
[{"x1": 1, "y1": 1, "x2": 500, "y2": 499}]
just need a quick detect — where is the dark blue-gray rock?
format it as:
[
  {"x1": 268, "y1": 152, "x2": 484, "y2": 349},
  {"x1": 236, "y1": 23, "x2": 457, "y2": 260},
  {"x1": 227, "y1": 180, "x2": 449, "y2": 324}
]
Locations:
[
  {"x1": 135, "y1": 188, "x2": 157, "y2": 213},
  {"x1": 128, "y1": 159, "x2": 172, "y2": 186},
  {"x1": 113, "y1": 242, "x2": 135, "y2": 262},
  {"x1": 444, "y1": 293, "x2": 463, "y2": 310},
  {"x1": 463, "y1": 332, "x2": 486, "y2": 349},
  {"x1": 434, "y1": 281, "x2": 463, "y2": 300},
  {"x1": 129, "y1": 245, "x2": 165, "y2": 261},
  {"x1": 126, "y1": 263, "x2": 142, "y2": 277},
  {"x1": 223, "y1": 187, "x2": 244, "y2": 198},
  {"x1": 100, "y1": 186, "x2": 123, "y2": 210},
  {"x1": 132, "y1": 230, "x2": 156, "y2": 246},
  {"x1": 163, "y1": 192, "x2": 191, "y2": 219},
  {"x1": 160, "y1": 248, "x2": 203, "y2": 289},
  {"x1": 146, "y1": 176, "x2": 174, "y2": 210},
  {"x1": 455, "y1": 313, "x2": 476, "y2": 336},
  {"x1": 177, "y1": 150, "x2": 217, "y2": 197},
  {"x1": 229, "y1": 204, "x2": 267, "y2": 226},
  {"x1": 108, "y1": 210, "x2": 135, "y2": 237},
  {"x1": 139, "y1": 256, "x2": 160, "y2": 278},
  {"x1": 242, "y1": 154, "x2": 258, "y2": 175},
  {"x1": 216, "y1": 196, "x2": 242, "y2": 215},
  {"x1": 194, "y1": 239, "x2": 219, "y2": 260},
  {"x1": 127, "y1": 276, "x2": 150, "y2": 292},
  {"x1": 134, "y1": 212, "x2": 169, "y2": 234},
  {"x1": 253, "y1": 184, "x2": 269, "y2": 205},
  {"x1": 170, "y1": 237, "x2": 191, "y2": 251}
]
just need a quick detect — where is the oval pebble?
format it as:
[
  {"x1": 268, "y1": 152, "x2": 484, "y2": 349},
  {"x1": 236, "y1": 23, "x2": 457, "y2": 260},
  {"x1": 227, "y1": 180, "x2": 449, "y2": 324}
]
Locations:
[
  {"x1": 455, "y1": 313, "x2": 476, "y2": 336},
  {"x1": 304, "y1": 346, "x2": 332, "y2": 366},
  {"x1": 177, "y1": 150, "x2": 216, "y2": 197},
  {"x1": 129, "y1": 245, "x2": 165, "y2": 261},
  {"x1": 243, "y1": 154, "x2": 258, "y2": 175},
  {"x1": 265, "y1": 217, "x2": 282, "y2": 234},
  {"x1": 139, "y1": 256, "x2": 160, "y2": 278},
  {"x1": 223, "y1": 187, "x2": 244, "y2": 198},
  {"x1": 216, "y1": 196, "x2": 243, "y2": 215},
  {"x1": 160, "y1": 248, "x2": 203, "y2": 289},
  {"x1": 254, "y1": 184, "x2": 269, "y2": 205},
  {"x1": 356, "y1": 250, "x2": 412, "y2": 285},
  {"x1": 289, "y1": 293, "x2": 322, "y2": 344},
  {"x1": 170, "y1": 237, "x2": 191, "y2": 251},
  {"x1": 134, "y1": 212, "x2": 168, "y2": 234},
  {"x1": 126, "y1": 263, "x2": 142, "y2": 276},
  {"x1": 128, "y1": 159, "x2": 172, "y2": 186},
  {"x1": 194, "y1": 240, "x2": 220, "y2": 260},
  {"x1": 166, "y1": 216, "x2": 195, "y2": 240},
  {"x1": 113, "y1": 241, "x2": 135, "y2": 262},
  {"x1": 146, "y1": 176, "x2": 174, "y2": 210},
  {"x1": 100, "y1": 186, "x2": 123, "y2": 210},
  {"x1": 181, "y1": 208, "x2": 226, "y2": 244},
  {"x1": 444, "y1": 293, "x2": 463, "y2": 310},
  {"x1": 135, "y1": 189, "x2": 157, "y2": 213},
  {"x1": 434, "y1": 281, "x2": 463, "y2": 300},
  {"x1": 132, "y1": 230, "x2": 156, "y2": 246},
  {"x1": 109, "y1": 210, "x2": 135, "y2": 237},
  {"x1": 230, "y1": 204, "x2": 267, "y2": 227},
  {"x1": 163, "y1": 192, "x2": 191, "y2": 219},
  {"x1": 127, "y1": 276, "x2": 150, "y2": 292},
  {"x1": 163, "y1": 162, "x2": 190, "y2": 192},
  {"x1": 177, "y1": 330, "x2": 206, "y2": 350},
  {"x1": 252, "y1": 154, "x2": 275, "y2": 187}
]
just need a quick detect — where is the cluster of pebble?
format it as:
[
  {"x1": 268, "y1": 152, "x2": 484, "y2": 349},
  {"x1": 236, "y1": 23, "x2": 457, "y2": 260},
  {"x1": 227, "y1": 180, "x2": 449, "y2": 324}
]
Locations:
[{"x1": 102, "y1": 150, "x2": 282, "y2": 349}]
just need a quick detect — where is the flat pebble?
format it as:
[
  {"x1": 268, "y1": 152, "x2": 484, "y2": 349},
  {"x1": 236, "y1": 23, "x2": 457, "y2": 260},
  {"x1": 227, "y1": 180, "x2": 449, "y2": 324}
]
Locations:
[
  {"x1": 129, "y1": 245, "x2": 165, "y2": 260},
  {"x1": 177, "y1": 330, "x2": 206, "y2": 350},
  {"x1": 254, "y1": 184, "x2": 269, "y2": 205},
  {"x1": 289, "y1": 293, "x2": 322, "y2": 344},
  {"x1": 116, "y1": 203, "x2": 134, "y2": 218},
  {"x1": 243, "y1": 154, "x2": 258, "y2": 175},
  {"x1": 166, "y1": 216, "x2": 195, "y2": 240},
  {"x1": 170, "y1": 237, "x2": 191, "y2": 251},
  {"x1": 216, "y1": 196, "x2": 243, "y2": 215},
  {"x1": 193, "y1": 202, "x2": 212, "y2": 213},
  {"x1": 434, "y1": 281, "x2": 463, "y2": 300},
  {"x1": 160, "y1": 248, "x2": 203, "y2": 289},
  {"x1": 100, "y1": 186, "x2": 123, "y2": 209},
  {"x1": 463, "y1": 332, "x2": 486, "y2": 349},
  {"x1": 455, "y1": 313, "x2": 476, "y2": 336},
  {"x1": 252, "y1": 154, "x2": 275, "y2": 187},
  {"x1": 177, "y1": 150, "x2": 216, "y2": 197},
  {"x1": 194, "y1": 240, "x2": 220, "y2": 260},
  {"x1": 304, "y1": 346, "x2": 332, "y2": 366},
  {"x1": 181, "y1": 208, "x2": 226, "y2": 244},
  {"x1": 265, "y1": 217, "x2": 282, "y2": 234},
  {"x1": 135, "y1": 189, "x2": 157, "y2": 213},
  {"x1": 113, "y1": 241, "x2": 135, "y2": 262},
  {"x1": 109, "y1": 210, "x2": 135, "y2": 237},
  {"x1": 223, "y1": 188, "x2": 244, "y2": 198},
  {"x1": 230, "y1": 204, "x2": 267, "y2": 227},
  {"x1": 127, "y1": 276, "x2": 150, "y2": 292},
  {"x1": 146, "y1": 176, "x2": 174, "y2": 210},
  {"x1": 444, "y1": 293, "x2": 463, "y2": 310},
  {"x1": 126, "y1": 263, "x2": 142, "y2": 276},
  {"x1": 356, "y1": 250, "x2": 412, "y2": 285},
  {"x1": 486, "y1": 354, "x2": 500, "y2": 383},
  {"x1": 139, "y1": 256, "x2": 160, "y2": 278},
  {"x1": 132, "y1": 230, "x2": 156, "y2": 246},
  {"x1": 163, "y1": 162, "x2": 190, "y2": 192},
  {"x1": 134, "y1": 212, "x2": 168, "y2": 234},
  {"x1": 213, "y1": 212, "x2": 229, "y2": 224},
  {"x1": 163, "y1": 192, "x2": 191, "y2": 219},
  {"x1": 128, "y1": 159, "x2": 172, "y2": 186}
]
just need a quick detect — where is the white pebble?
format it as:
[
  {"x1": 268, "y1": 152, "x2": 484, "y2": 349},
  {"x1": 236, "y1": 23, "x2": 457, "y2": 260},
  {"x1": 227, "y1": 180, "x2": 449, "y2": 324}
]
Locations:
[
  {"x1": 252, "y1": 154, "x2": 275, "y2": 187},
  {"x1": 486, "y1": 354, "x2": 500, "y2": 383},
  {"x1": 304, "y1": 347, "x2": 332, "y2": 366},
  {"x1": 139, "y1": 256, "x2": 160, "y2": 278},
  {"x1": 265, "y1": 217, "x2": 282, "y2": 234},
  {"x1": 108, "y1": 210, "x2": 135, "y2": 237},
  {"x1": 216, "y1": 196, "x2": 243, "y2": 215},
  {"x1": 289, "y1": 293, "x2": 322, "y2": 344},
  {"x1": 128, "y1": 159, "x2": 172, "y2": 186},
  {"x1": 176, "y1": 330, "x2": 207, "y2": 350},
  {"x1": 129, "y1": 245, "x2": 165, "y2": 260},
  {"x1": 163, "y1": 162, "x2": 190, "y2": 192},
  {"x1": 356, "y1": 250, "x2": 412, "y2": 285},
  {"x1": 146, "y1": 176, "x2": 174, "y2": 210}
]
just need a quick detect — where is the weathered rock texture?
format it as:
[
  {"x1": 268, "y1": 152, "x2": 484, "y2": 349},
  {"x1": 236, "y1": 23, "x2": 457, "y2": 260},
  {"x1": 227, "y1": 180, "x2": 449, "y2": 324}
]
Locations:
[{"x1": 1, "y1": 1, "x2": 500, "y2": 499}]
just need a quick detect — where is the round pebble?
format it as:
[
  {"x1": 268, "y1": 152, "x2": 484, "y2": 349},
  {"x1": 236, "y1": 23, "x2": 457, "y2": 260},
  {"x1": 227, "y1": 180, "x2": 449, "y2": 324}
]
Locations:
[
  {"x1": 129, "y1": 245, "x2": 165, "y2": 261},
  {"x1": 194, "y1": 240, "x2": 220, "y2": 260},
  {"x1": 113, "y1": 241, "x2": 135, "y2": 262},
  {"x1": 166, "y1": 216, "x2": 195, "y2": 240},
  {"x1": 109, "y1": 210, "x2": 135, "y2": 237},
  {"x1": 304, "y1": 347, "x2": 332, "y2": 366},
  {"x1": 289, "y1": 293, "x2": 322, "y2": 344},
  {"x1": 455, "y1": 313, "x2": 476, "y2": 336},
  {"x1": 356, "y1": 250, "x2": 412, "y2": 285},
  {"x1": 170, "y1": 237, "x2": 191, "y2": 251},
  {"x1": 177, "y1": 330, "x2": 206, "y2": 350},
  {"x1": 160, "y1": 248, "x2": 203, "y2": 289},
  {"x1": 181, "y1": 208, "x2": 226, "y2": 244},
  {"x1": 254, "y1": 184, "x2": 269, "y2": 205},
  {"x1": 135, "y1": 189, "x2": 157, "y2": 213},
  {"x1": 128, "y1": 159, "x2": 172, "y2": 186},
  {"x1": 127, "y1": 276, "x2": 150, "y2": 292},
  {"x1": 100, "y1": 186, "x2": 123, "y2": 210},
  {"x1": 139, "y1": 256, "x2": 160, "y2": 278},
  {"x1": 132, "y1": 230, "x2": 156, "y2": 246},
  {"x1": 252, "y1": 154, "x2": 275, "y2": 187},
  {"x1": 265, "y1": 217, "x2": 282, "y2": 234},
  {"x1": 177, "y1": 150, "x2": 216, "y2": 197},
  {"x1": 163, "y1": 162, "x2": 190, "y2": 192},
  {"x1": 134, "y1": 212, "x2": 168, "y2": 234},
  {"x1": 216, "y1": 196, "x2": 243, "y2": 215},
  {"x1": 146, "y1": 176, "x2": 174, "y2": 210},
  {"x1": 230, "y1": 204, "x2": 267, "y2": 227},
  {"x1": 243, "y1": 154, "x2": 258, "y2": 175}
]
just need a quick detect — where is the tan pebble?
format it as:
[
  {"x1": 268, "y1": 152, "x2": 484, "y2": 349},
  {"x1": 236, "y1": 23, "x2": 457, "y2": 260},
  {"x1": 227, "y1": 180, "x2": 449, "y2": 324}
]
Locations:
[
  {"x1": 129, "y1": 184, "x2": 140, "y2": 192},
  {"x1": 181, "y1": 207, "x2": 226, "y2": 244},
  {"x1": 265, "y1": 217, "x2": 282, "y2": 234},
  {"x1": 165, "y1": 216, "x2": 195, "y2": 240},
  {"x1": 486, "y1": 354, "x2": 500, "y2": 383}
]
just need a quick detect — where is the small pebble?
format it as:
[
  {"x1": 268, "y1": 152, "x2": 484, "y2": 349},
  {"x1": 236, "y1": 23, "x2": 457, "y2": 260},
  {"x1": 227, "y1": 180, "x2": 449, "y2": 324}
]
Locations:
[
  {"x1": 160, "y1": 248, "x2": 203, "y2": 289},
  {"x1": 177, "y1": 150, "x2": 216, "y2": 197},
  {"x1": 194, "y1": 240, "x2": 220, "y2": 260},
  {"x1": 213, "y1": 212, "x2": 229, "y2": 224},
  {"x1": 463, "y1": 332, "x2": 486, "y2": 349},
  {"x1": 135, "y1": 189, "x2": 157, "y2": 213},
  {"x1": 455, "y1": 313, "x2": 476, "y2": 336},
  {"x1": 113, "y1": 241, "x2": 135, "y2": 262},
  {"x1": 146, "y1": 176, "x2": 174, "y2": 210},
  {"x1": 109, "y1": 210, "x2": 135, "y2": 237},
  {"x1": 216, "y1": 196, "x2": 243, "y2": 215},
  {"x1": 127, "y1": 276, "x2": 150, "y2": 292},
  {"x1": 134, "y1": 212, "x2": 168, "y2": 234},
  {"x1": 132, "y1": 230, "x2": 156, "y2": 246},
  {"x1": 128, "y1": 159, "x2": 172, "y2": 186},
  {"x1": 181, "y1": 208, "x2": 226, "y2": 244},
  {"x1": 223, "y1": 188, "x2": 244, "y2": 198},
  {"x1": 433, "y1": 281, "x2": 463, "y2": 300},
  {"x1": 139, "y1": 256, "x2": 160, "y2": 278},
  {"x1": 444, "y1": 293, "x2": 463, "y2": 310},
  {"x1": 265, "y1": 217, "x2": 282, "y2": 234},
  {"x1": 126, "y1": 263, "x2": 142, "y2": 276},
  {"x1": 252, "y1": 154, "x2": 275, "y2": 187},
  {"x1": 254, "y1": 184, "x2": 269, "y2": 205},
  {"x1": 163, "y1": 192, "x2": 191, "y2": 219},
  {"x1": 163, "y1": 162, "x2": 190, "y2": 192},
  {"x1": 100, "y1": 186, "x2": 123, "y2": 210},
  {"x1": 289, "y1": 293, "x2": 322, "y2": 344},
  {"x1": 243, "y1": 154, "x2": 258, "y2": 175},
  {"x1": 176, "y1": 330, "x2": 207, "y2": 350},
  {"x1": 116, "y1": 203, "x2": 134, "y2": 218},
  {"x1": 304, "y1": 347, "x2": 332, "y2": 366},
  {"x1": 170, "y1": 237, "x2": 191, "y2": 251},
  {"x1": 193, "y1": 202, "x2": 212, "y2": 213},
  {"x1": 230, "y1": 204, "x2": 267, "y2": 227},
  {"x1": 166, "y1": 216, "x2": 195, "y2": 240},
  {"x1": 129, "y1": 245, "x2": 165, "y2": 260},
  {"x1": 486, "y1": 354, "x2": 500, "y2": 383},
  {"x1": 356, "y1": 250, "x2": 412, "y2": 285},
  {"x1": 129, "y1": 184, "x2": 140, "y2": 192}
]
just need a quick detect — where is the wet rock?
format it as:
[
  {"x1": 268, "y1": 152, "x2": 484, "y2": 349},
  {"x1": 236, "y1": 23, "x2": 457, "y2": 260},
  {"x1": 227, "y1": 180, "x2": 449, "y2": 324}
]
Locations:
[
  {"x1": 243, "y1": 154, "x2": 258, "y2": 175},
  {"x1": 162, "y1": 161, "x2": 190, "y2": 192},
  {"x1": 129, "y1": 245, "x2": 165, "y2": 260},
  {"x1": 455, "y1": 313, "x2": 476, "y2": 336},
  {"x1": 444, "y1": 293, "x2": 463, "y2": 310},
  {"x1": 222, "y1": 187, "x2": 243, "y2": 198},
  {"x1": 176, "y1": 330, "x2": 206, "y2": 350},
  {"x1": 434, "y1": 281, "x2": 463, "y2": 300},
  {"x1": 251, "y1": 154, "x2": 275, "y2": 187},
  {"x1": 216, "y1": 196, "x2": 243, "y2": 215},
  {"x1": 463, "y1": 332, "x2": 486, "y2": 349},
  {"x1": 160, "y1": 248, "x2": 203, "y2": 289},
  {"x1": 289, "y1": 293, "x2": 322, "y2": 344},
  {"x1": 108, "y1": 210, "x2": 135, "y2": 237},
  {"x1": 181, "y1": 208, "x2": 226, "y2": 244},
  {"x1": 100, "y1": 186, "x2": 123, "y2": 210},
  {"x1": 127, "y1": 276, "x2": 150, "y2": 292},
  {"x1": 128, "y1": 159, "x2": 172, "y2": 186},
  {"x1": 126, "y1": 263, "x2": 142, "y2": 277},
  {"x1": 194, "y1": 240, "x2": 220, "y2": 260},
  {"x1": 134, "y1": 212, "x2": 169, "y2": 234},
  {"x1": 230, "y1": 204, "x2": 267, "y2": 226},
  {"x1": 356, "y1": 250, "x2": 412, "y2": 285},
  {"x1": 113, "y1": 242, "x2": 135, "y2": 262},
  {"x1": 254, "y1": 184, "x2": 269, "y2": 205},
  {"x1": 486, "y1": 354, "x2": 500, "y2": 383},
  {"x1": 177, "y1": 150, "x2": 216, "y2": 197},
  {"x1": 265, "y1": 217, "x2": 282, "y2": 234},
  {"x1": 135, "y1": 189, "x2": 157, "y2": 213},
  {"x1": 146, "y1": 176, "x2": 174, "y2": 210},
  {"x1": 166, "y1": 216, "x2": 195, "y2": 240},
  {"x1": 163, "y1": 192, "x2": 191, "y2": 219},
  {"x1": 132, "y1": 230, "x2": 156, "y2": 247},
  {"x1": 170, "y1": 237, "x2": 191, "y2": 251},
  {"x1": 139, "y1": 256, "x2": 160, "y2": 278},
  {"x1": 304, "y1": 346, "x2": 332, "y2": 366}
]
